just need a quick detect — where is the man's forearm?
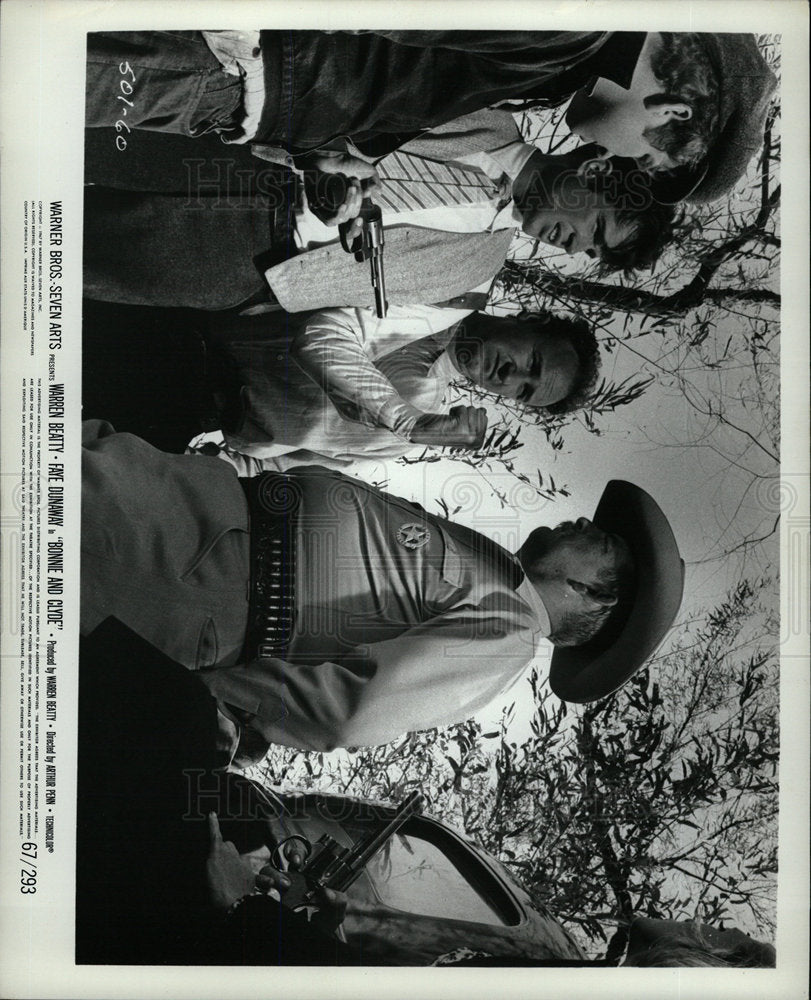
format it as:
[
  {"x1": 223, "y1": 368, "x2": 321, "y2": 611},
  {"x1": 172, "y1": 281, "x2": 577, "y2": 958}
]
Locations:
[
  {"x1": 199, "y1": 609, "x2": 538, "y2": 751},
  {"x1": 292, "y1": 318, "x2": 423, "y2": 439}
]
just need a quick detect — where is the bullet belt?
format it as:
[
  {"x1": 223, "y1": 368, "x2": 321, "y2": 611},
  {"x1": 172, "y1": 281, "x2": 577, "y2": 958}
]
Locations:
[{"x1": 239, "y1": 473, "x2": 301, "y2": 662}]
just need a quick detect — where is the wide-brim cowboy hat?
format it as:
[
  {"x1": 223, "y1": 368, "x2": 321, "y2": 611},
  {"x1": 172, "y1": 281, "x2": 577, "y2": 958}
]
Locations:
[
  {"x1": 649, "y1": 34, "x2": 777, "y2": 206},
  {"x1": 549, "y1": 480, "x2": 685, "y2": 704}
]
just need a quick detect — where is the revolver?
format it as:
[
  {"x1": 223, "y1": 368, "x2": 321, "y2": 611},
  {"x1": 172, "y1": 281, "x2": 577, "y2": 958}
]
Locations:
[
  {"x1": 338, "y1": 194, "x2": 388, "y2": 319},
  {"x1": 315, "y1": 173, "x2": 388, "y2": 319},
  {"x1": 271, "y1": 790, "x2": 424, "y2": 910}
]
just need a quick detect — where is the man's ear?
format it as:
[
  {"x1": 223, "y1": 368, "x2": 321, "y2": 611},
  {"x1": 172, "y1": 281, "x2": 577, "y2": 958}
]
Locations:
[
  {"x1": 649, "y1": 102, "x2": 692, "y2": 122},
  {"x1": 577, "y1": 157, "x2": 613, "y2": 181}
]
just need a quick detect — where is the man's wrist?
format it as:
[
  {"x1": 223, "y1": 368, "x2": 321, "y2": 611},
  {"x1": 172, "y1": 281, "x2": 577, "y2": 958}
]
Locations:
[{"x1": 379, "y1": 398, "x2": 424, "y2": 440}]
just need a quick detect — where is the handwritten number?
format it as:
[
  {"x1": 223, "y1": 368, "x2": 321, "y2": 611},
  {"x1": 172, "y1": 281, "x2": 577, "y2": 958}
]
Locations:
[{"x1": 115, "y1": 64, "x2": 135, "y2": 151}]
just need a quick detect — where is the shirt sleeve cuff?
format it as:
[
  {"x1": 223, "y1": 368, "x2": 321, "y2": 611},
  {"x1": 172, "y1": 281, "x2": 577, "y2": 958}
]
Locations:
[{"x1": 377, "y1": 398, "x2": 426, "y2": 439}]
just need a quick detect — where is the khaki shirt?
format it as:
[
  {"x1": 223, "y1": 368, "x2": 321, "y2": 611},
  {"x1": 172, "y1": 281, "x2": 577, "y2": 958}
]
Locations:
[
  {"x1": 81, "y1": 423, "x2": 550, "y2": 751},
  {"x1": 202, "y1": 468, "x2": 551, "y2": 750}
]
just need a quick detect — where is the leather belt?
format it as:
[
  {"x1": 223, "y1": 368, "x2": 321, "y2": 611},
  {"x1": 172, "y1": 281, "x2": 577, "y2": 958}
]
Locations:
[
  {"x1": 239, "y1": 473, "x2": 301, "y2": 661},
  {"x1": 251, "y1": 169, "x2": 301, "y2": 277}
]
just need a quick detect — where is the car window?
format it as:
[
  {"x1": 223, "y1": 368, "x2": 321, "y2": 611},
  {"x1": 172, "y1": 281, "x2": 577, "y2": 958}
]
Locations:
[{"x1": 364, "y1": 830, "x2": 511, "y2": 925}]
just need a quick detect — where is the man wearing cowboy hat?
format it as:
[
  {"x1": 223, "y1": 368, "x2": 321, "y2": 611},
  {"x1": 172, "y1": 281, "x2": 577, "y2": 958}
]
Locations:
[{"x1": 81, "y1": 420, "x2": 684, "y2": 755}]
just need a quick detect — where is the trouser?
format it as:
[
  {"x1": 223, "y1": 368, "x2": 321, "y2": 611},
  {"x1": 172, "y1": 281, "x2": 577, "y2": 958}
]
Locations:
[
  {"x1": 80, "y1": 422, "x2": 251, "y2": 668},
  {"x1": 81, "y1": 300, "x2": 225, "y2": 453},
  {"x1": 85, "y1": 30, "x2": 243, "y2": 136},
  {"x1": 82, "y1": 162, "x2": 297, "y2": 309},
  {"x1": 82, "y1": 186, "x2": 277, "y2": 309}
]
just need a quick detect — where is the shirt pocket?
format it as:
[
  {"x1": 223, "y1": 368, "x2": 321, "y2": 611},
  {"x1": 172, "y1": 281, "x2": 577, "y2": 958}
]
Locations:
[
  {"x1": 195, "y1": 617, "x2": 220, "y2": 670},
  {"x1": 422, "y1": 521, "x2": 466, "y2": 611},
  {"x1": 434, "y1": 522, "x2": 464, "y2": 590}
]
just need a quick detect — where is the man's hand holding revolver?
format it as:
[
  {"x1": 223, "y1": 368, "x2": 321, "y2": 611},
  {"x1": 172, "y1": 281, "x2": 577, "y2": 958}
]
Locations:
[
  {"x1": 302, "y1": 153, "x2": 388, "y2": 317},
  {"x1": 206, "y1": 812, "x2": 347, "y2": 933},
  {"x1": 302, "y1": 152, "x2": 380, "y2": 235}
]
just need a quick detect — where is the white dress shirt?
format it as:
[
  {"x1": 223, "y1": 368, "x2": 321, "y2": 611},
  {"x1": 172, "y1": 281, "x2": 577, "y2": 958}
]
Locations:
[{"x1": 188, "y1": 304, "x2": 474, "y2": 474}]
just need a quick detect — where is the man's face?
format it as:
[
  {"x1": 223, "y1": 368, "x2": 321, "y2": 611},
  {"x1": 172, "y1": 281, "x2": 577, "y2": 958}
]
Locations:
[
  {"x1": 565, "y1": 86, "x2": 679, "y2": 171},
  {"x1": 529, "y1": 519, "x2": 633, "y2": 604},
  {"x1": 450, "y1": 317, "x2": 580, "y2": 408},
  {"x1": 519, "y1": 169, "x2": 637, "y2": 258},
  {"x1": 564, "y1": 35, "x2": 687, "y2": 171}
]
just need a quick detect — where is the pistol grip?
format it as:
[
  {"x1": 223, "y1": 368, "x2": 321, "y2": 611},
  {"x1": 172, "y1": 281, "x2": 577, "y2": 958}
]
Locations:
[
  {"x1": 278, "y1": 870, "x2": 314, "y2": 910},
  {"x1": 339, "y1": 221, "x2": 364, "y2": 257}
]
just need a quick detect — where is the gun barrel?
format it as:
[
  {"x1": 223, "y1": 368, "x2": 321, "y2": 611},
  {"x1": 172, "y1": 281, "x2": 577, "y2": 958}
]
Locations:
[
  {"x1": 370, "y1": 255, "x2": 388, "y2": 318},
  {"x1": 329, "y1": 790, "x2": 424, "y2": 891}
]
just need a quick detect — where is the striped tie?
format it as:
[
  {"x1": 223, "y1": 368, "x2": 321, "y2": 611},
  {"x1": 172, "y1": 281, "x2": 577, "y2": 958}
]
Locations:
[{"x1": 374, "y1": 150, "x2": 500, "y2": 213}]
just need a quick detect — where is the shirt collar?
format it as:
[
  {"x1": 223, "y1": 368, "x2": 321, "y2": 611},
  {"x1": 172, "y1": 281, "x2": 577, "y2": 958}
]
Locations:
[
  {"x1": 516, "y1": 573, "x2": 552, "y2": 637},
  {"x1": 583, "y1": 31, "x2": 646, "y2": 94}
]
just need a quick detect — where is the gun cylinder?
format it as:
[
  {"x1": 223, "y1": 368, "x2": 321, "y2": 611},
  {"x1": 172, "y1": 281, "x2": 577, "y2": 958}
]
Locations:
[
  {"x1": 306, "y1": 834, "x2": 349, "y2": 883},
  {"x1": 280, "y1": 791, "x2": 426, "y2": 910}
]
